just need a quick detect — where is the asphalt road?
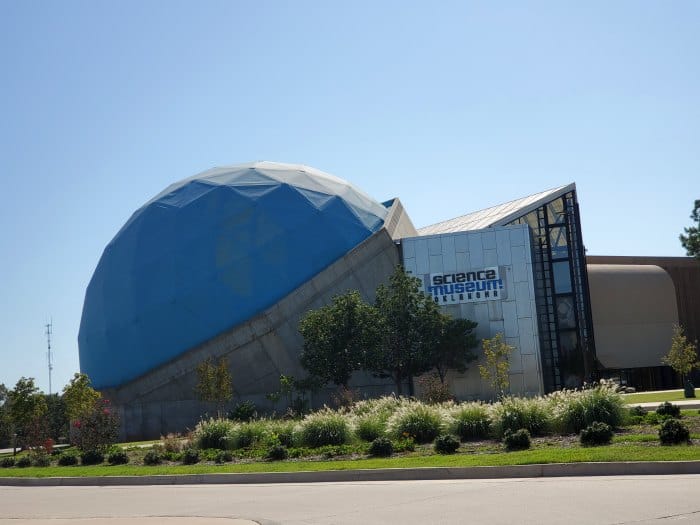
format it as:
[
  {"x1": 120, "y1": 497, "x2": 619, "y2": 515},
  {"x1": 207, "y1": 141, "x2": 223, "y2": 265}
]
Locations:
[{"x1": 2, "y1": 475, "x2": 699, "y2": 525}]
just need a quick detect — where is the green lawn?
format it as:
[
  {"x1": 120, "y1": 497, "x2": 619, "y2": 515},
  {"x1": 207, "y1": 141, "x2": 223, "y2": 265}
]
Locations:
[
  {"x1": 2, "y1": 444, "x2": 700, "y2": 478},
  {"x1": 622, "y1": 389, "x2": 700, "y2": 404}
]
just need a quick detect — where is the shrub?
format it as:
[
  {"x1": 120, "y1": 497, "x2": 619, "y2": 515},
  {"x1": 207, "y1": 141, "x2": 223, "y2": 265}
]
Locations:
[
  {"x1": 268, "y1": 420, "x2": 297, "y2": 448},
  {"x1": 181, "y1": 448, "x2": 200, "y2": 465},
  {"x1": 434, "y1": 434, "x2": 460, "y2": 454},
  {"x1": 266, "y1": 444, "x2": 289, "y2": 461},
  {"x1": 31, "y1": 451, "x2": 51, "y2": 467},
  {"x1": 214, "y1": 450, "x2": 233, "y2": 464},
  {"x1": 71, "y1": 399, "x2": 120, "y2": 453},
  {"x1": 355, "y1": 413, "x2": 387, "y2": 442},
  {"x1": 193, "y1": 418, "x2": 236, "y2": 450},
  {"x1": 1, "y1": 457, "x2": 16, "y2": 468},
  {"x1": 580, "y1": 422, "x2": 614, "y2": 446},
  {"x1": 550, "y1": 384, "x2": 625, "y2": 434},
  {"x1": 644, "y1": 412, "x2": 661, "y2": 425},
  {"x1": 16, "y1": 456, "x2": 32, "y2": 468},
  {"x1": 503, "y1": 428, "x2": 531, "y2": 451},
  {"x1": 298, "y1": 410, "x2": 350, "y2": 448},
  {"x1": 393, "y1": 436, "x2": 416, "y2": 453},
  {"x1": 628, "y1": 405, "x2": 646, "y2": 417},
  {"x1": 57, "y1": 452, "x2": 79, "y2": 466},
  {"x1": 231, "y1": 421, "x2": 269, "y2": 449},
  {"x1": 228, "y1": 401, "x2": 257, "y2": 422},
  {"x1": 450, "y1": 403, "x2": 491, "y2": 440},
  {"x1": 368, "y1": 437, "x2": 394, "y2": 457},
  {"x1": 491, "y1": 397, "x2": 550, "y2": 438},
  {"x1": 418, "y1": 374, "x2": 454, "y2": 404},
  {"x1": 143, "y1": 450, "x2": 162, "y2": 465},
  {"x1": 656, "y1": 401, "x2": 681, "y2": 419},
  {"x1": 80, "y1": 450, "x2": 104, "y2": 465},
  {"x1": 659, "y1": 419, "x2": 690, "y2": 445},
  {"x1": 107, "y1": 449, "x2": 129, "y2": 465},
  {"x1": 386, "y1": 403, "x2": 443, "y2": 443},
  {"x1": 160, "y1": 433, "x2": 184, "y2": 453}
]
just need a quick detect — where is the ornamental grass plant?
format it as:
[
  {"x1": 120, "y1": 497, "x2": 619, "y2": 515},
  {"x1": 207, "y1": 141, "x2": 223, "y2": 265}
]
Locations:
[
  {"x1": 549, "y1": 382, "x2": 626, "y2": 433},
  {"x1": 449, "y1": 402, "x2": 491, "y2": 440},
  {"x1": 298, "y1": 408, "x2": 351, "y2": 447},
  {"x1": 385, "y1": 401, "x2": 446, "y2": 443},
  {"x1": 490, "y1": 396, "x2": 550, "y2": 438}
]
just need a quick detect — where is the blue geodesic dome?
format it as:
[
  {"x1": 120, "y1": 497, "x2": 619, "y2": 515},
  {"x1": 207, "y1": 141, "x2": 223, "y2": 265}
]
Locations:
[{"x1": 78, "y1": 162, "x2": 388, "y2": 389}]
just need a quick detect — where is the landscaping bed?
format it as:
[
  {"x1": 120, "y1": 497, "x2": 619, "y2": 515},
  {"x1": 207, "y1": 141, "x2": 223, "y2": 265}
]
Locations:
[{"x1": 2, "y1": 385, "x2": 700, "y2": 478}]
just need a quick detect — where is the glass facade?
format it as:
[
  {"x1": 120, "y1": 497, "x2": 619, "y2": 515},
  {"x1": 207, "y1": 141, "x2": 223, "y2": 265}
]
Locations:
[{"x1": 510, "y1": 190, "x2": 596, "y2": 392}]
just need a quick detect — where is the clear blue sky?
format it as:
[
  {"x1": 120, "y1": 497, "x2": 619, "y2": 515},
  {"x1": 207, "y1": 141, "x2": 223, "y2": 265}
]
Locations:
[{"x1": 1, "y1": 1, "x2": 698, "y2": 393}]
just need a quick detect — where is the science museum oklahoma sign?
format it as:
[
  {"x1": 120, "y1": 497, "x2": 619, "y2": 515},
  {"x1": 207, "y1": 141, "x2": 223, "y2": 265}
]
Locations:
[{"x1": 424, "y1": 267, "x2": 506, "y2": 305}]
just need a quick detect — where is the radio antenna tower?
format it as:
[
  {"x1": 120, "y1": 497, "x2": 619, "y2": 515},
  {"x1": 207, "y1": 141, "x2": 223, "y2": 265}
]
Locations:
[{"x1": 45, "y1": 320, "x2": 54, "y2": 395}]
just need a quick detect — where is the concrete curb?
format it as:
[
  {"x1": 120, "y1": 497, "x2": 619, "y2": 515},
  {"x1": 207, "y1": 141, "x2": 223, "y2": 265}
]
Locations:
[{"x1": 3, "y1": 461, "x2": 700, "y2": 486}]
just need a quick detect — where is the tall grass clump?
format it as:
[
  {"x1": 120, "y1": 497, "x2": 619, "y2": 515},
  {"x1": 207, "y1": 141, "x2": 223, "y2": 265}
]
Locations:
[
  {"x1": 449, "y1": 402, "x2": 491, "y2": 440},
  {"x1": 550, "y1": 382, "x2": 625, "y2": 434},
  {"x1": 355, "y1": 413, "x2": 388, "y2": 442},
  {"x1": 267, "y1": 420, "x2": 298, "y2": 448},
  {"x1": 229, "y1": 420, "x2": 270, "y2": 449},
  {"x1": 386, "y1": 401, "x2": 445, "y2": 443},
  {"x1": 193, "y1": 418, "x2": 237, "y2": 450},
  {"x1": 491, "y1": 396, "x2": 551, "y2": 438},
  {"x1": 298, "y1": 408, "x2": 351, "y2": 447}
]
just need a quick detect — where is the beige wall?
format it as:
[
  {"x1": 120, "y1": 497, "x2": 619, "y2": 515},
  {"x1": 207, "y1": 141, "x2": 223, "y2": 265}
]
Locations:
[{"x1": 588, "y1": 264, "x2": 678, "y2": 369}]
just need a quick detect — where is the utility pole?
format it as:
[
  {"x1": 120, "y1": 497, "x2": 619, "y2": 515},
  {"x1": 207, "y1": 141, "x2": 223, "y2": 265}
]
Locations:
[{"x1": 45, "y1": 320, "x2": 53, "y2": 395}]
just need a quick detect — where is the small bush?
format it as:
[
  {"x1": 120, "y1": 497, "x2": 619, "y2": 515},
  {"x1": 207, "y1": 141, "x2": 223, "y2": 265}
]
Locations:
[
  {"x1": 1, "y1": 457, "x2": 16, "y2": 468},
  {"x1": 231, "y1": 421, "x2": 269, "y2": 449},
  {"x1": 31, "y1": 452, "x2": 51, "y2": 467},
  {"x1": 107, "y1": 449, "x2": 129, "y2": 465},
  {"x1": 644, "y1": 412, "x2": 661, "y2": 425},
  {"x1": 368, "y1": 437, "x2": 394, "y2": 457},
  {"x1": 659, "y1": 418, "x2": 690, "y2": 445},
  {"x1": 160, "y1": 433, "x2": 184, "y2": 453},
  {"x1": 355, "y1": 413, "x2": 387, "y2": 442},
  {"x1": 228, "y1": 401, "x2": 257, "y2": 422},
  {"x1": 628, "y1": 405, "x2": 646, "y2": 417},
  {"x1": 57, "y1": 452, "x2": 79, "y2": 466},
  {"x1": 492, "y1": 397, "x2": 550, "y2": 437},
  {"x1": 268, "y1": 420, "x2": 297, "y2": 448},
  {"x1": 214, "y1": 450, "x2": 233, "y2": 464},
  {"x1": 450, "y1": 403, "x2": 491, "y2": 440},
  {"x1": 434, "y1": 434, "x2": 460, "y2": 454},
  {"x1": 266, "y1": 444, "x2": 289, "y2": 461},
  {"x1": 81, "y1": 450, "x2": 104, "y2": 465},
  {"x1": 393, "y1": 436, "x2": 416, "y2": 453},
  {"x1": 298, "y1": 410, "x2": 350, "y2": 448},
  {"x1": 418, "y1": 374, "x2": 454, "y2": 404},
  {"x1": 16, "y1": 456, "x2": 32, "y2": 468},
  {"x1": 143, "y1": 450, "x2": 162, "y2": 465},
  {"x1": 550, "y1": 384, "x2": 624, "y2": 434},
  {"x1": 503, "y1": 428, "x2": 531, "y2": 451},
  {"x1": 580, "y1": 422, "x2": 614, "y2": 446},
  {"x1": 656, "y1": 402, "x2": 681, "y2": 419},
  {"x1": 181, "y1": 448, "x2": 200, "y2": 465},
  {"x1": 193, "y1": 418, "x2": 236, "y2": 450},
  {"x1": 386, "y1": 403, "x2": 443, "y2": 443}
]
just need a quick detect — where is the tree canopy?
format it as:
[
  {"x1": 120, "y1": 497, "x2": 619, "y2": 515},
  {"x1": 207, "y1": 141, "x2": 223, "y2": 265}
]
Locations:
[
  {"x1": 62, "y1": 372, "x2": 101, "y2": 422},
  {"x1": 195, "y1": 357, "x2": 233, "y2": 418},
  {"x1": 680, "y1": 199, "x2": 700, "y2": 259},
  {"x1": 299, "y1": 290, "x2": 380, "y2": 388},
  {"x1": 662, "y1": 325, "x2": 699, "y2": 382}
]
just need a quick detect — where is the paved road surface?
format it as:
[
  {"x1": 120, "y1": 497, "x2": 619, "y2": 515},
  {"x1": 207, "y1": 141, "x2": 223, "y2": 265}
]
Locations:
[{"x1": 2, "y1": 475, "x2": 699, "y2": 524}]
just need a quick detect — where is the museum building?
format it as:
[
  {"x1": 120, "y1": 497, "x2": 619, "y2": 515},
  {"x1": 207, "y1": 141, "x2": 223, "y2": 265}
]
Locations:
[{"x1": 78, "y1": 162, "x2": 697, "y2": 438}]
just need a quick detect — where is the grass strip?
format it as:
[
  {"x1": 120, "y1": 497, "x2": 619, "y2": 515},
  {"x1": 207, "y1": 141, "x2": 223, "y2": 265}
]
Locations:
[
  {"x1": 2, "y1": 444, "x2": 699, "y2": 478},
  {"x1": 623, "y1": 389, "x2": 700, "y2": 404}
]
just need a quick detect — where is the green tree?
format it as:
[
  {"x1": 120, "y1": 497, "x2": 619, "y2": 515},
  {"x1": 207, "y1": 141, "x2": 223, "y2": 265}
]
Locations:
[
  {"x1": 299, "y1": 290, "x2": 380, "y2": 388},
  {"x1": 661, "y1": 325, "x2": 699, "y2": 385},
  {"x1": 62, "y1": 372, "x2": 101, "y2": 422},
  {"x1": 7, "y1": 377, "x2": 48, "y2": 448},
  {"x1": 370, "y1": 266, "x2": 444, "y2": 395},
  {"x1": 478, "y1": 333, "x2": 515, "y2": 399},
  {"x1": 0, "y1": 383, "x2": 11, "y2": 448},
  {"x1": 44, "y1": 393, "x2": 68, "y2": 442},
  {"x1": 195, "y1": 357, "x2": 233, "y2": 418},
  {"x1": 431, "y1": 317, "x2": 479, "y2": 384},
  {"x1": 679, "y1": 200, "x2": 700, "y2": 259}
]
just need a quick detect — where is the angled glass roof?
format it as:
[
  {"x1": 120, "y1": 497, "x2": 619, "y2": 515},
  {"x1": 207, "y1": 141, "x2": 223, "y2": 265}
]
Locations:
[{"x1": 418, "y1": 183, "x2": 576, "y2": 235}]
